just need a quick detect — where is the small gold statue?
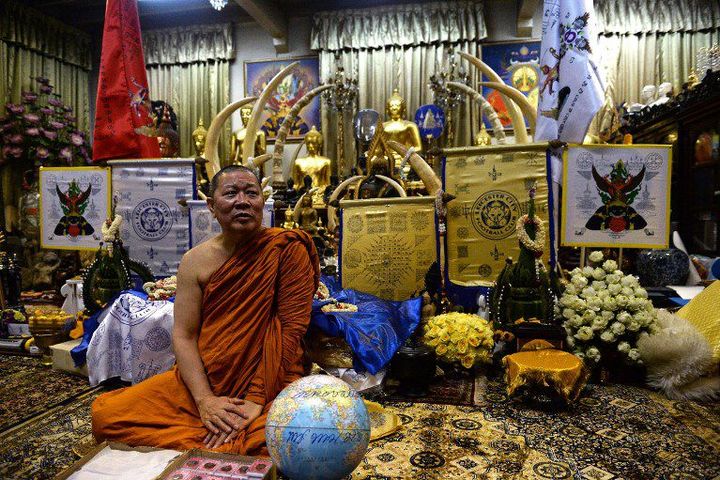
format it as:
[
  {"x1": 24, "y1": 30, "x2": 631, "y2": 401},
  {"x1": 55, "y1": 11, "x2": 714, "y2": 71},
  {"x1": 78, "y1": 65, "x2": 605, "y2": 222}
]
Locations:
[
  {"x1": 230, "y1": 106, "x2": 266, "y2": 166},
  {"x1": 282, "y1": 208, "x2": 297, "y2": 229},
  {"x1": 382, "y1": 89, "x2": 422, "y2": 172},
  {"x1": 292, "y1": 126, "x2": 332, "y2": 206},
  {"x1": 687, "y1": 69, "x2": 700, "y2": 90},
  {"x1": 474, "y1": 124, "x2": 492, "y2": 146},
  {"x1": 296, "y1": 194, "x2": 319, "y2": 235},
  {"x1": 192, "y1": 119, "x2": 207, "y2": 158}
]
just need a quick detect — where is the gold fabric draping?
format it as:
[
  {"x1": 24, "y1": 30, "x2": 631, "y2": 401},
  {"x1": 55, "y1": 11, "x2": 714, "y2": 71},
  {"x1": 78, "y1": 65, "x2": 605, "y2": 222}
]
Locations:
[
  {"x1": 595, "y1": 0, "x2": 720, "y2": 35},
  {"x1": 313, "y1": 2, "x2": 487, "y2": 176},
  {"x1": 0, "y1": 1, "x2": 92, "y2": 70},
  {"x1": 310, "y1": 1, "x2": 486, "y2": 51},
  {"x1": 444, "y1": 144, "x2": 550, "y2": 287},
  {"x1": 142, "y1": 24, "x2": 234, "y2": 66},
  {"x1": 319, "y1": 42, "x2": 482, "y2": 175},
  {"x1": 340, "y1": 197, "x2": 436, "y2": 301},
  {"x1": 597, "y1": 30, "x2": 720, "y2": 105},
  {"x1": 678, "y1": 281, "x2": 720, "y2": 363},
  {"x1": 143, "y1": 25, "x2": 234, "y2": 161},
  {"x1": 503, "y1": 349, "x2": 589, "y2": 403}
]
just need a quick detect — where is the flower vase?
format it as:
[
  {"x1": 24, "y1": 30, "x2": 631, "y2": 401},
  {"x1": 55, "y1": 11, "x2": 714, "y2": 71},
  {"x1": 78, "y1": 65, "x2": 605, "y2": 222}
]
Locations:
[{"x1": 18, "y1": 171, "x2": 40, "y2": 244}]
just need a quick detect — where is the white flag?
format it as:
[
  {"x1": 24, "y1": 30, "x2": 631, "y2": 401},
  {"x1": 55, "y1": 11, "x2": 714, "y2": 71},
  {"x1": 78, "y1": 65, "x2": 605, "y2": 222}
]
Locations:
[{"x1": 535, "y1": 0, "x2": 605, "y2": 143}]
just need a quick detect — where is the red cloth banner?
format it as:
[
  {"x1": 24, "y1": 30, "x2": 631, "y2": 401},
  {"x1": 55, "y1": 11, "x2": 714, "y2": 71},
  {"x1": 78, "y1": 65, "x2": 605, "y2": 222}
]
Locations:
[{"x1": 92, "y1": 0, "x2": 160, "y2": 162}]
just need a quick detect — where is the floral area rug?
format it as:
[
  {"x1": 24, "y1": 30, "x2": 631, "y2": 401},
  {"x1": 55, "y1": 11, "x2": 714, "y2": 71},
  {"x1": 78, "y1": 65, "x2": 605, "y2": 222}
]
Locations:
[
  {"x1": 351, "y1": 378, "x2": 720, "y2": 479},
  {"x1": 0, "y1": 354, "x2": 96, "y2": 432},
  {"x1": 366, "y1": 372, "x2": 483, "y2": 407},
  {"x1": 0, "y1": 390, "x2": 101, "y2": 480}
]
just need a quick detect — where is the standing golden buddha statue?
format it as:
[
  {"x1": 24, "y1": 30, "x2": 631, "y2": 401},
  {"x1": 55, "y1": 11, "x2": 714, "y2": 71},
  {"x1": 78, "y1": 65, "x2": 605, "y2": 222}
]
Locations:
[
  {"x1": 382, "y1": 89, "x2": 422, "y2": 172},
  {"x1": 229, "y1": 106, "x2": 266, "y2": 166},
  {"x1": 192, "y1": 118, "x2": 207, "y2": 157},
  {"x1": 292, "y1": 126, "x2": 332, "y2": 206}
]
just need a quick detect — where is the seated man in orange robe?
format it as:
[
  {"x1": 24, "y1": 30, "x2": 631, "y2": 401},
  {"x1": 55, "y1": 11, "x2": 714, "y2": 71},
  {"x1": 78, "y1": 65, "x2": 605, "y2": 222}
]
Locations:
[{"x1": 92, "y1": 165, "x2": 319, "y2": 454}]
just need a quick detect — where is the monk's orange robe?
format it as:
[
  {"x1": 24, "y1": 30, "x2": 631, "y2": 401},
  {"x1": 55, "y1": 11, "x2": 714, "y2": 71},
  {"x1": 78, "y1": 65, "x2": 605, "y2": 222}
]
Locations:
[{"x1": 92, "y1": 228, "x2": 319, "y2": 454}]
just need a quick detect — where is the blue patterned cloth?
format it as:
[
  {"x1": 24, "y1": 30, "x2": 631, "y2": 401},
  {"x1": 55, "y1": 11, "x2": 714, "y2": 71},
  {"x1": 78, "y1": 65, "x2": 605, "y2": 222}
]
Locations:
[{"x1": 311, "y1": 276, "x2": 422, "y2": 375}]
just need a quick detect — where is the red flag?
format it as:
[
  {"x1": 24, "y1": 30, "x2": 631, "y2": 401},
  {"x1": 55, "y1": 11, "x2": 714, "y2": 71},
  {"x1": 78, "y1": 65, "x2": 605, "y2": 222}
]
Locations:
[{"x1": 92, "y1": 0, "x2": 160, "y2": 161}]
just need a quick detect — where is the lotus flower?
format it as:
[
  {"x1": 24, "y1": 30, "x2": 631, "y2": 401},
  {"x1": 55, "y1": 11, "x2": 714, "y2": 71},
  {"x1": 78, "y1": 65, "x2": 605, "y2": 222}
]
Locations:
[
  {"x1": 9, "y1": 146, "x2": 23, "y2": 157},
  {"x1": 25, "y1": 127, "x2": 40, "y2": 136},
  {"x1": 40, "y1": 107, "x2": 54, "y2": 115},
  {"x1": 23, "y1": 113, "x2": 40, "y2": 123},
  {"x1": 70, "y1": 133, "x2": 84, "y2": 146},
  {"x1": 48, "y1": 98, "x2": 63, "y2": 108},
  {"x1": 43, "y1": 130, "x2": 57, "y2": 141},
  {"x1": 49, "y1": 121, "x2": 65, "y2": 130},
  {"x1": 6, "y1": 104, "x2": 24, "y2": 115},
  {"x1": 64, "y1": 114, "x2": 76, "y2": 123},
  {"x1": 8, "y1": 134, "x2": 23, "y2": 144},
  {"x1": 39, "y1": 84, "x2": 53, "y2": 94}
]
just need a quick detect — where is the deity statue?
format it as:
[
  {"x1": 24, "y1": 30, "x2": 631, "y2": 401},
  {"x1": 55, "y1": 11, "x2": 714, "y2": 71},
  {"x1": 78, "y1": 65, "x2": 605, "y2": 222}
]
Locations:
[
  {"x1": 296, "y1": 194, "x2": 319, "y2": 235},
  {"x1": 282, "y1": 208, "x2": 297, "y2": 229},
  {"x1": 382, "y1": 89, "x2": 422, "y2": 172},
  {"x1": 192, "y1": 119, "x2": 207, "y2": 158},
  {"x1": 230, "y1": 106, "x2": 266, "y2": 166},
  {"x1": 292, "y1": 126, "x2": 332, "y2": 206},
  {"x1": 649, "y1": 82, "x2": 673, "y2": 106},
  {"x1": 474, "y1": 124, "x2": 492, "y2": 146}
]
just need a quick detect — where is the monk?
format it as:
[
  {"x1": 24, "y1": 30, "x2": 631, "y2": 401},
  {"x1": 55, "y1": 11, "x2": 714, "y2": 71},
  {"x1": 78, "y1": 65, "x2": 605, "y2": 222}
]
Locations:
[{"x1": 92, "y1": 165, "x2": 319, "y2": 454}]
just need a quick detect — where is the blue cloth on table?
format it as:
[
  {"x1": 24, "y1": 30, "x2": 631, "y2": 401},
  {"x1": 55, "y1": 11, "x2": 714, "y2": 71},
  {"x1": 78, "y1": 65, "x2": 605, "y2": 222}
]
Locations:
[
  {"x1": 311, "y1": 275, "x2": 422, "y2": 375},
  {"x1": 70, "y1": 290, "x2": 174, "y2": 367}
]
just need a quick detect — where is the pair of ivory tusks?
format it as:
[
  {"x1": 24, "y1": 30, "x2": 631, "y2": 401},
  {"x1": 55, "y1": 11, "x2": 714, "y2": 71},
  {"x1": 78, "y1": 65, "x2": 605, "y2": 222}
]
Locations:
[{"x1": 458, "y1": 52, "x2": 536, "y2": 143}]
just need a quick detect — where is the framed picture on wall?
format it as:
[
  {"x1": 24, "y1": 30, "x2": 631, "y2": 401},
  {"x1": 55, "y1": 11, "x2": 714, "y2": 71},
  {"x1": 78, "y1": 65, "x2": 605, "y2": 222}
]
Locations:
[
  {"x1": 244, "y1": 56, "x2": 321, "y2": 141},
  {"x1": 480, "y1": 40, "x2": 541, "y2": 131},
  {"x1": 39, "y1": 166, "x2": 111, "y2": 250}
]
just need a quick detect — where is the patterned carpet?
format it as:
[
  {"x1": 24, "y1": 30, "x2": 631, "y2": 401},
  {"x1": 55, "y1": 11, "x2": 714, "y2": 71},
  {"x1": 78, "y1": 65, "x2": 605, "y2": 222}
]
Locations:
[
  {"x1": 1, "y1": 355, "x2": 719, "y2": 479},
  {"x1": 367, "y1": 371, "x2": 482, "y2": 406},
  {"x1": 0, "y1": 355, "x2": 96, "y2": 432}
]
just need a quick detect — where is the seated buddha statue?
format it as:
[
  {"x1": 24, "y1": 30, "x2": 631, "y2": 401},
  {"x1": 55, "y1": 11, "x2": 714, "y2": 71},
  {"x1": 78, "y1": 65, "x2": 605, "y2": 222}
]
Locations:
[
  {"x1": 282, "y1": 208, "x2": 297, "y2": 229},
  {"x1": 292, "y1": 126, "x2": 332, "y2": 206},
  {"x1": 296, "y1": 194, "x2": 319, "y2": 235},
  {"x1": 474, "y1": 124, "x2": 492, "y2": 146},
  {"x1": 382, "y1": 89, "x2": 422, "y2": 173},
  {"x1": 230, "y1": 106, "x2": 266, "y2": 167}
]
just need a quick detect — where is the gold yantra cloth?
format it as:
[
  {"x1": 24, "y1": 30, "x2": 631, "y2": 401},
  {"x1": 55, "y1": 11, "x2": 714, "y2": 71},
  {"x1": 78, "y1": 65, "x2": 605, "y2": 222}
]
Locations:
[
  {"x1": 503, "y1": 349, "x2": 589, "y2": 403},
  {"x1": 444, "y1": 144, "x2": 551, "y2": 287},
  {"x1": 340, "y1": 197, "x2": 436, "y2": 301}
]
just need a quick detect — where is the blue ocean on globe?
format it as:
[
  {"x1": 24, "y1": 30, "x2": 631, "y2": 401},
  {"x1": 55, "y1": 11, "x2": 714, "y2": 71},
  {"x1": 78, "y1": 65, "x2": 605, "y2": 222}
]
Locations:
[{"x1": 266, "y1": 375, "x2": 371, "y2": 480}]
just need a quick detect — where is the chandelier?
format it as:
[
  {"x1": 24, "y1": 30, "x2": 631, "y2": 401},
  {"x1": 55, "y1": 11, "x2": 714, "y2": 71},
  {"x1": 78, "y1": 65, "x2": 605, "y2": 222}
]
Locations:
[
  {"x1": 208, "y1": 0, "x2": 228, "y2": 11},
  {"x1": 428, "y1": 48, "x2": 469, "y2": 111}
]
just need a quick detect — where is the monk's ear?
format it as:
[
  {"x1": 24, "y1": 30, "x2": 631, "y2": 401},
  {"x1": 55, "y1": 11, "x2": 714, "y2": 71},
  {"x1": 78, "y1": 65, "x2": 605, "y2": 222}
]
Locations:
[{"x1": 206, "y1": 197, "x2": 216, "y2": 217}]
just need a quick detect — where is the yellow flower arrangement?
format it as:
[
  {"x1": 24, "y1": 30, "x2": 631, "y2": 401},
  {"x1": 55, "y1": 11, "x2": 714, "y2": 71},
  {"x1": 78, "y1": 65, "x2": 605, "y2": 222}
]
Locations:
[{"x1": 422, "y1": 312, "x2": 495, "y2": 369}]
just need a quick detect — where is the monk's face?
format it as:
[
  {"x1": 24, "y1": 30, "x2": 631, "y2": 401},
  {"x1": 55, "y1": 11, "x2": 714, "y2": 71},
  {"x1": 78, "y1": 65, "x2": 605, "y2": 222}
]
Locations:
[{"x1": 208, "y1": 170, "x2": 264, "y2": 236}]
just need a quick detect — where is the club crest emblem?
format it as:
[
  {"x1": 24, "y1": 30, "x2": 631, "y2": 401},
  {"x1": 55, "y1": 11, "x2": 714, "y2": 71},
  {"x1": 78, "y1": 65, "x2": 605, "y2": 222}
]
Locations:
[
  {"x1": 132, "y1": 198, "x2": 173, "y2": 241},
  {"x1": 471, "y1": 190, "x2": 522, "y2": 240}
]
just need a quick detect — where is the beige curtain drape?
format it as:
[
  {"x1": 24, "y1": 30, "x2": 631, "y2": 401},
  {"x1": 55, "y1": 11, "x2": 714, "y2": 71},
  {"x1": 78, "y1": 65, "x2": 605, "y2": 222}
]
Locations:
[
  {"x1": 594, "y1": 0, "x2": 720, "y2": 104},
  {"x1": 143, "y1": 24, "x2": 234, "y2": 161},
  {"x1": 312, "y1": 2, "x2": 487, "y2": 176}
]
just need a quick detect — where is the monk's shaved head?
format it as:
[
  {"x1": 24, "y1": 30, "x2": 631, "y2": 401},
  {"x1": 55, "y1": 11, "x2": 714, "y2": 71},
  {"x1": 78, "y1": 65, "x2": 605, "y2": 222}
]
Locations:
[{"x1": 210, "y1": 165, "x2": 260, "y2": 197}]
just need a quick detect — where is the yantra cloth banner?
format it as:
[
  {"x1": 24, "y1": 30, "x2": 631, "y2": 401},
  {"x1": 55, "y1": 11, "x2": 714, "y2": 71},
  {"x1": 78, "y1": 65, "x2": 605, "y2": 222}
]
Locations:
[
  {"x1": 188, "y1": 198, "x2": 275, "y2": 247},
  {"x1": 340, "y1": 197, "x2": 436, "y2": 301},
  {"x1": 444, "y1": 144, "x2": 551, "y2": 287},
  {"x1": 561, "y1": 144, "x2": 672, "y2": 248},
  {"x1": 109, "y1": 159, "x2": 196, "y2": 277}
]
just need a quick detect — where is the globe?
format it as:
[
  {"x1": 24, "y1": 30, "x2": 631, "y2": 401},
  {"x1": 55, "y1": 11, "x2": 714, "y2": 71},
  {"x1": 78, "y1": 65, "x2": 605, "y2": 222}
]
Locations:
[{"x1": 266, "y1": 375, "x2": 371, "y2": 480}]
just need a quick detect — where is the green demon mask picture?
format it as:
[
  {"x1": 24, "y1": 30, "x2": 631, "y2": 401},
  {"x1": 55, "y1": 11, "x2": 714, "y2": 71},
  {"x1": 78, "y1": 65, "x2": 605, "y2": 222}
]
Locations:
[
  {"x1": 54, "y1": 180, "x2": 95, "y2": 237},
  {"x1": 585, "y1": 159, "x2": 647, "y2": 233}
]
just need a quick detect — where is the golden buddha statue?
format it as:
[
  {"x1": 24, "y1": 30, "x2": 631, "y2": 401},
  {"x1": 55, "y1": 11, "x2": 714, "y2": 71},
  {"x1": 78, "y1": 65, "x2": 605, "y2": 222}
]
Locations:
[
  {"x1": 292, "y1": 126, "x2": 332, "y2": 206},
  {"x1": 282, "y1": 208, "x2": 297, "y2": 229},
  {"x1": 382, "y1": 89, "x2": 422, "y2": 171},
  {"x1": 296, "y1": 194, "x2": 319, "y2": 235},
  {"x1": 192, "y1": 119, "x2": 207, "y2": 158},
  {"x1": 474, "y1": 124, "x2": 492, "y2": 146},
  {"x1": 230, "y1": 106, "x2": 266, "y2": 166}
]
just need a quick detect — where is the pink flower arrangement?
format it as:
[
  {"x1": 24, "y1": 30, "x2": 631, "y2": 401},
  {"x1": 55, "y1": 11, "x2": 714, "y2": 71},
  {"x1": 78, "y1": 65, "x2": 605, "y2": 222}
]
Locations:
[{"x1": 0, "y1": 76, "x2": 91, "y2": 167}]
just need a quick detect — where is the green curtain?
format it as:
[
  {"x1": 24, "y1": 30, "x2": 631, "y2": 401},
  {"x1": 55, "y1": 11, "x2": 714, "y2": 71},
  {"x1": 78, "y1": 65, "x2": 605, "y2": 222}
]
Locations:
[{"x1": 143, "y1": 24, "x2": 234, "y2": 162}]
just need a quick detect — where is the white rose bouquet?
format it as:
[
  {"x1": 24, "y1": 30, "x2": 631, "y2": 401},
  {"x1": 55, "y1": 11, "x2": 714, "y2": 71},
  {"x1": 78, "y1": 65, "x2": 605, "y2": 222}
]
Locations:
[{"x1": 560, "y1": 251, "x2": 659, "y2": 366}]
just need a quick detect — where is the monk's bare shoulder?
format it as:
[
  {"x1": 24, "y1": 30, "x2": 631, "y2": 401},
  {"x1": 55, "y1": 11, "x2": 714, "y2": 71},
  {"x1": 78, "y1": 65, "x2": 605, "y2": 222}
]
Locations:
[{"x1": 179, "y1": 235, "x2": 233, "y2": 288}]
